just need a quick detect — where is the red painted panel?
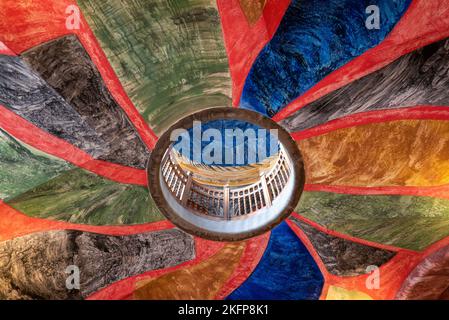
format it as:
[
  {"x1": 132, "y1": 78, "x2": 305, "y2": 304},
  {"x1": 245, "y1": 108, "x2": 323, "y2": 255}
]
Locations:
[
  {"x1": 214, "y1": 233, "x2": 270, "y2": 299},
  {"x1": 274, "y1": 0, "x2": 449, "y2": 121},
  {"x1": 304, "y1": 184, "x2": 449, "y2": 201},
  {"x1": 292, "y1": 106, "x2": 449, "y2": 141},
  {"x1": 0, "y1": 41, "x2": 15, "y2": 55},
  {"x1": 287, "y1": 215, "x2": 422, "y2": 300},
  {"x1": 217, "y1": 0, "x2": 291, "y2": 107},
  {"x1": 0, "y1": 104, "x2": 147, "y2": 186},
  {"x1": 0, "y1": 200, "x2": 173, "y2": 242},
  {"x1": 87, "y1": 238, "x2": 226, "y2": 300},
  {"x1": 0, "y1": 0, "x2": 158, "y2": 149}
]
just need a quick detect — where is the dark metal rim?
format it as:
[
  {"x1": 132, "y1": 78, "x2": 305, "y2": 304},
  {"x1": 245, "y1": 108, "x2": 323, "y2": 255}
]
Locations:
[{"x1": 147, "y1": 107, "x2": 305, "y2": 242}]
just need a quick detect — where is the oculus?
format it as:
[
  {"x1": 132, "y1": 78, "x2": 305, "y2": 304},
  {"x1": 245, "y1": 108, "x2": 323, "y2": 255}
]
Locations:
[{"x1": 147, "y1": 108, "x2": 305, "y2": 241}]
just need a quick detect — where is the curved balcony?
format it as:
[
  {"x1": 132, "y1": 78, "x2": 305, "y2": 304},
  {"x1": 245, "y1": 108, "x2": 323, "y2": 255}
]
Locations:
[{"x1": 161, "y1": 145, "x2": 292, "y2": 221}]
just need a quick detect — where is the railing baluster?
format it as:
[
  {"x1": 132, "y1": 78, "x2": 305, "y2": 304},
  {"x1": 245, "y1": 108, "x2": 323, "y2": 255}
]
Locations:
[
  {"x1": 223, "y1": 185, "x2": 230, "y2": 220},
  {"x1": 161, "y1": 146, "x2": 293, "y2": 220},
  {"x1": 260, "y1": 173, "x2": 272, "y2": 207},
  {"x1": 181, "y1": 172, "x2": 193, "y2": 205}
]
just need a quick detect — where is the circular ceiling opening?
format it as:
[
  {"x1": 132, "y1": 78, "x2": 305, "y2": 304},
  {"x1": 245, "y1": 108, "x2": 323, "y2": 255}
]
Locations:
[{"x1": 147, "y1": 107, "x2": 305, "y2": 241}]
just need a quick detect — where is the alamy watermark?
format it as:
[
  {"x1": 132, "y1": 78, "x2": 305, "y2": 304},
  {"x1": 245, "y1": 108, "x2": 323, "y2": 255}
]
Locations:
[
  {"x1": 170, "y1": 121, "x2": 279, "y2": 166},
  {"x1": 65, "y1": 265, "x2": 80, "y2": 290},
  {"x1": 65, "y1": 4, "x2": 81, "y2": 30},
  {"x1": 366, "y1": 5, "x2": 380, "y2": 30},
  {"x1": 365, "y1": 265, "x2": 380, "y2": 290}
]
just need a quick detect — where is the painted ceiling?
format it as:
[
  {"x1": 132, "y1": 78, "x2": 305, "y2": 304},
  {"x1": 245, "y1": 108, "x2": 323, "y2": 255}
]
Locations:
[{"x1": 0, "y1": 0, "x2": 449, "y2": 300}]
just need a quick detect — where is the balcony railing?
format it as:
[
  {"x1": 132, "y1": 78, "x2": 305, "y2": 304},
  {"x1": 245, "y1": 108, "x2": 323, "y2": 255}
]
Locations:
[{"x1": 161, "y1": 145, "x2": 292, "y2": 221}]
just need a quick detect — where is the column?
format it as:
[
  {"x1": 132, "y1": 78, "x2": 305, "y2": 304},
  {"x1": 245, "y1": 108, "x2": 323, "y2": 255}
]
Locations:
[
  {"x1": 181, "y1": 172, "x2": 193, "y2": 205},
  {"x1": 260, "y1": 173, "x2": 272, "y2": 207},
  {"x1": 223, "y1": 185, "x2": 230, "y2": 220}
]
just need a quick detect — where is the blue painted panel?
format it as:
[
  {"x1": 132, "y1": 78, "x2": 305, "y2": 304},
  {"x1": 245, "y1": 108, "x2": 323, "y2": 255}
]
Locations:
[
  {"x1": 173, "y1": 119, "x2": 278, "y2": 165},
  {"x1": 226, "y1": 222, "x2": 324, "y2": 300},
  {"x1": 240, "y1": 0, "x2": 412, "y2": 116}
]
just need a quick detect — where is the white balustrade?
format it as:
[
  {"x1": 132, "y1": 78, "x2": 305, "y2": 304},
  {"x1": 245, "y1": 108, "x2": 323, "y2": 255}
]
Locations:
[{"x1": 160, "y1": 145, "x2": 292, "y2": 221}]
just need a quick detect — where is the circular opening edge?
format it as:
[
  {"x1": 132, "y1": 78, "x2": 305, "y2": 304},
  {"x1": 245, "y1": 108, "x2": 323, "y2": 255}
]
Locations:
[{"x1": 147, "y1": 107, "x2": 306, "y2": 242}]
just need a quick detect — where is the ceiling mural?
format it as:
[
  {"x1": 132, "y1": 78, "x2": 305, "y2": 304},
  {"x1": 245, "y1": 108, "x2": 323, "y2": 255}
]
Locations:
[{"x1": 0, "y1": 0, "x2": 449, "y2": 302}]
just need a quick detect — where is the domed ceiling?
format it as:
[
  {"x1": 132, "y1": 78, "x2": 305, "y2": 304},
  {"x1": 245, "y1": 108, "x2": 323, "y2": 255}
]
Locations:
[{"x1": 0, "y1": 0, "x2": 449, "y2": 300}]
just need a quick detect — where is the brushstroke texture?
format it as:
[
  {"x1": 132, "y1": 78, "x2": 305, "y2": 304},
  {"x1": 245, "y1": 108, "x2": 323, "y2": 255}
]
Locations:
[
  {"x1": 78, "y1": 0, "x2": 232, "y2": 135},
  {"x1": 326, "y1": 286, "x2": 373, "y2": 300},
  {"x1": 217, "y1": 0, "x2": 291, "y2": 106},
  {"x1": 21, "y1": 35, "x2": 150, "y2": 169},
  {"x1": 240, "y1": 0, "x2": 411, "y2": 116},
  {"x1": 133, "y1": 242, "x2": 246, "y2": 299},
  {"x1": 238, "y1": 0, "x2": 268, "y2": 25},
  {"x1": 299, "y1": 120, "x2": 449, "y2": 187},
  {"x1": 0, "y1": 129, "x2": 73, "y2": 199},
  {"x1": 296, "y1": 192, "x2": 449, "y2": 250},
  {"x1": 396, "y1": 244, "x2": 449, "y2": 300},
  {"x1": 273, "y1": 0, "x2": 449, "y2": 122},
  {"x1": 290, "y1": 217, "x2": 396, "y2": 276},
  {"x1": 6, "y1": 168, "x2": 164, "y2": 226},
  {"x1": 0, "y1": 54, "x2": 104, "y2": 157},
  {"x1": 0, "y1": 229, "x2": 194, "y2": 299},
  {"x1": 0, "y1": 0, "x2": 159, "y2": 149},
  {"x1": 226, "y1": 222, "x2": 324, "y2": 300},
  {"x1": 282, "y1": 38, "x2": 449, "y2": 131}
]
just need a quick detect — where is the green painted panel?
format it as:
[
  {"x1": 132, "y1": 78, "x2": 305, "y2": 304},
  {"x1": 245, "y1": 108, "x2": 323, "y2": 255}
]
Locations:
[
  {"x1": 296, "y1": 192, "x2": 449, "y2": 250},
  {"x1": 0, "y1": 129, "x2": 73, "y2": 200},
  {"x1": 7, "y1": 168, "x2": 165, "y2": 226},
  {"x1": 78, "y1": 0, "x2": 232, "y2": 135}
]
